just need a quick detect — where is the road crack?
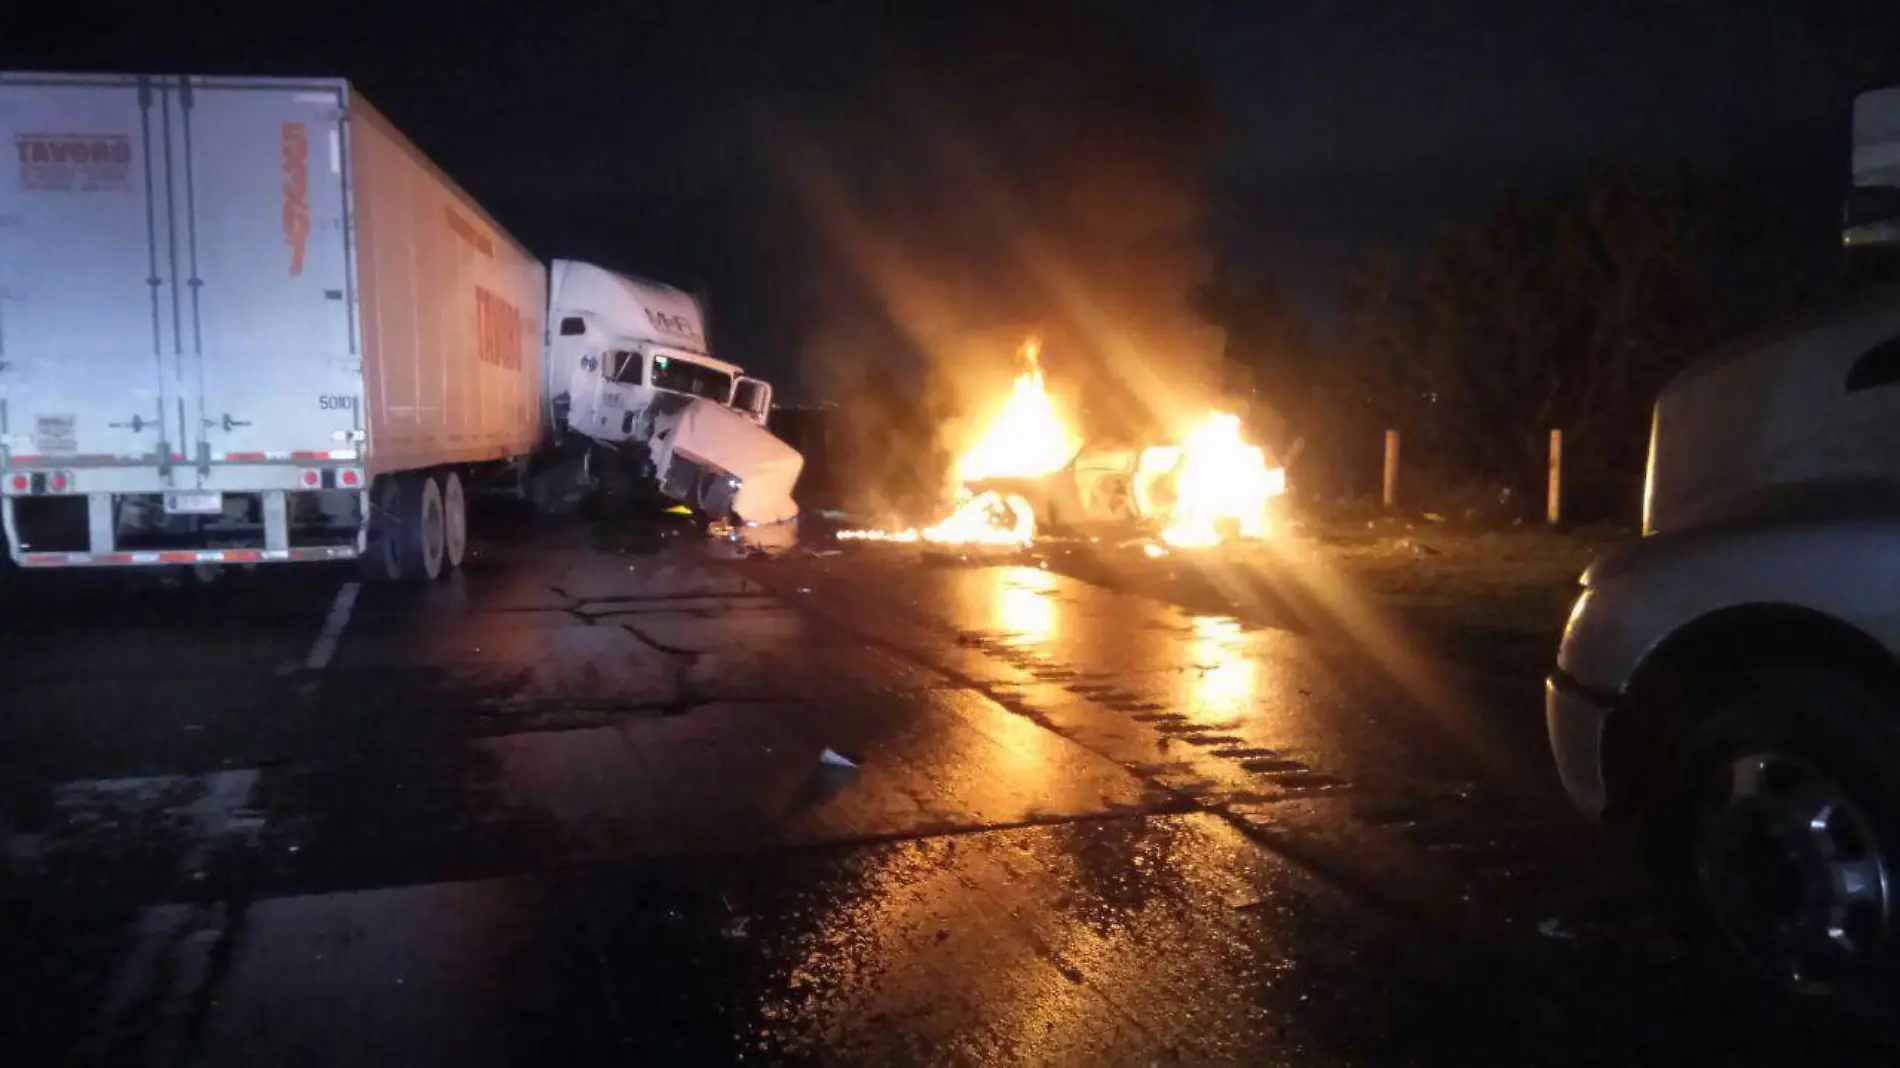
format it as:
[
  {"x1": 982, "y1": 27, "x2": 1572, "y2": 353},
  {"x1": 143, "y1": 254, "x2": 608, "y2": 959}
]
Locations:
[{"x1": 618, "y1": 622, "x2": 706, "y2": 716}]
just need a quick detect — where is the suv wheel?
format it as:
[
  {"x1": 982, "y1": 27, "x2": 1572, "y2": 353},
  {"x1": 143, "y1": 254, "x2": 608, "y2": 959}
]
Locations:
[{"x1": 1672, "y1": 666, "x2": 1900, "y2": 1015}]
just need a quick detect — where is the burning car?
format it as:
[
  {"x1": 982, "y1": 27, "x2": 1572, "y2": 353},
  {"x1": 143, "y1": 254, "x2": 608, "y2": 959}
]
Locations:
[
  {"x1": 968, "y1": 416, "x2": 1286, "y2": 544},
  {"x1": 842, "y1": 338, "x2": 1286, "y2": 547}
]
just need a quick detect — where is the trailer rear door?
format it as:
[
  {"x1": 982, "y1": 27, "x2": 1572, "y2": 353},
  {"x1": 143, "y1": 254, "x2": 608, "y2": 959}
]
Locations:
[
  {"x1": 172, "y1": 79, "x2": 360, "y2": 471},
  {"x1": 0, "y1": 74, "x2": 180, "y2": 465}
]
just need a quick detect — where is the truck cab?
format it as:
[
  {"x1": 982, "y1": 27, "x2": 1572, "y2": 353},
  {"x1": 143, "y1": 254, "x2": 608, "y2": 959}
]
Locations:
[
  {"x1": 546, "y1": 261, "x2": 772, "y2": 440},
  {"x1": 1549, "y1": 85, "x2": 1900, "y2": 1016},
  {"x1": 543, "y1": 261, "x2": 799, "y2": 523}
]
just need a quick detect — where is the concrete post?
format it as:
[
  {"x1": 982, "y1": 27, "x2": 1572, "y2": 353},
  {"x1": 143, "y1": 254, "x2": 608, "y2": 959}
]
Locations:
[{"x1": 1382, "y1": 430, "x2": 1400, "y2": 508}]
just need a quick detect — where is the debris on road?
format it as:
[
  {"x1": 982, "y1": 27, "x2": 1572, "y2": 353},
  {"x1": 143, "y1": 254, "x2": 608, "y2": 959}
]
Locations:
[
  {"x1": 1537, "y1": 917, "x2": 1577, "y2": 940},
  {"x1": 718, "y1": 891, "x2": 754, "y2": 941},
  {"x1": 819, "y1": 747, "x2": 861, "y2": 769}
]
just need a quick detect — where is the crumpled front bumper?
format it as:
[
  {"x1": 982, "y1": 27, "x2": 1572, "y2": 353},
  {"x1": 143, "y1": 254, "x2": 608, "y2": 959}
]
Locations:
[{"x1": 1546, "y1": 669, "x2": 1615, "y2": 820}]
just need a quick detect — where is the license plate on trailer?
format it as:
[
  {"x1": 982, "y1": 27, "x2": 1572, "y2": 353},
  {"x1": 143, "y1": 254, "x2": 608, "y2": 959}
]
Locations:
[{"x1": 164, "y1": 491, "x2": 224, "y2": 515}]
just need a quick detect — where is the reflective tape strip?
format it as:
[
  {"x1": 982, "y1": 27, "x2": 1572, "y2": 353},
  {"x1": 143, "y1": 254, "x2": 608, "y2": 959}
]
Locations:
[
  {"x1": 22, "y1": 545, "x2": 356, "y2": 567},
  {"x1": 23, "y1": 552, "x2": 88, "y2": 565},
  {"x1": 214, "y1": 451, "x2": 357, "y2": 463},
  {"x1": 8, "y1": 454, "x2": 122, "y2": 466},
  {"x1": 148, "y1": 550, "x2": 265, "y2": 564}
]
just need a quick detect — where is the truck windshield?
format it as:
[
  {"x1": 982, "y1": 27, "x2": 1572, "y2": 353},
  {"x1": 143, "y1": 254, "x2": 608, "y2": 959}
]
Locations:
[{"x1": 651, "y1": 355, "x2": 732, "y2": 402}]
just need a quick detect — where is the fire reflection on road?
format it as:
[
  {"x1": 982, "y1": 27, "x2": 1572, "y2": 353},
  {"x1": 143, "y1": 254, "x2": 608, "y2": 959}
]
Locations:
[
  {"x1": 1187, "y1": 615, "x2": 1255, "y2": 719},
  {"x1": 995, "y1": 567, "x2": 1060, "y2": 645}
]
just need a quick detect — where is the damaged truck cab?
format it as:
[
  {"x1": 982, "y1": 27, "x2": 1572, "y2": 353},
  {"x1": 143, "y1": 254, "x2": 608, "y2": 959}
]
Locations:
[{"x1": 544, "y1": 261, "x2": 801, "y2": 524}]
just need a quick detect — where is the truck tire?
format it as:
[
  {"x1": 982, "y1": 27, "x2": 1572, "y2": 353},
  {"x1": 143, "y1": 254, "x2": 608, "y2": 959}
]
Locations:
[
  {"x1": 359, "y1": 476, "x2": 405, "y2": 583},
  {"x1": 396, "y1": 471, "x2": 447, "y2": 583},
  {"x1": 441, "y1": 470, "x2": 468, "y2": 570},
  {"x1": 1665, "y1": 665, "x2": 1900, "y2": 1024}
]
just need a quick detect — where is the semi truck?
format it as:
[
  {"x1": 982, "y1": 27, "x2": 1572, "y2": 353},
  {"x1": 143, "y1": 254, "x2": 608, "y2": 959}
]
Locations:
[{"x1": 0, "y1": 72, "x2": 801, "y2": 582}]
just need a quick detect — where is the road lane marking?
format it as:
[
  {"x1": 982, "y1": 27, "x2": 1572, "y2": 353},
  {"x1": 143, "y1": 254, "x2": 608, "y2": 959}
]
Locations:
[
  {"x1": 175, "y1": 768, "x2": 264, "y2": 882},
  {"x1": 303, "y1": 581, "x2": 361, "y2": 671}
]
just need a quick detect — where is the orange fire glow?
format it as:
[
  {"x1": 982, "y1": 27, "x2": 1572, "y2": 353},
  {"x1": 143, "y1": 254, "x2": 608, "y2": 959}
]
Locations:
[
  {"x1": 1155, "y1": 412, "x2": 1286, "y2": 548},
  {"x1": 839, "y1": 340, "x2": 1284, "y2": 549},
  {"x1": 836, "y1": 489, "x2": 1037, "y2": 546},
  {"x1": 954, "y1": 338, "x2": 1080, "y2": 483},
  {"x1": 840, "y1": 338, "x2": 1073, "y2": 546}
]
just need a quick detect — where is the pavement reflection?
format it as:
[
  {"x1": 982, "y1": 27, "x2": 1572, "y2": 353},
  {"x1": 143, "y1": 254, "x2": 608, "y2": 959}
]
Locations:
[
  {"x1": 1188, "y1": 614, "x2": 1257, "y2": 720},
  {"x1": 0, "y1": 525, "x2": 1874, "y2": 1066}
]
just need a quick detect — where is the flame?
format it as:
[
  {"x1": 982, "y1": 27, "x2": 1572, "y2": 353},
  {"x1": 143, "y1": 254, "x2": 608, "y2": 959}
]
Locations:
[
  {"x1": 838, "y1": 489, "x2": 1037, "y2": 546},
  {"x1": 840, "y1": 337, "x2": 1071, "y2": 546},
  {"x1": 923, "y1": 490, "x2": 1037, "y2": 545},
  {"x1": 1156, "y1": 412, "x2": 1287, "y2": 548},
  {"x1": 838, "y1": 340, "x2": 1283, "y2": 551},
  {"x1": 955, "y1": 338, "x2": 1080, "y2": 482}
]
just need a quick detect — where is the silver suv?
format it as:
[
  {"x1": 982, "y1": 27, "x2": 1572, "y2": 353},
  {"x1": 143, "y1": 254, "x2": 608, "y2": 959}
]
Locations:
[{"x1": 1550, "y1": 273, "x2": 1900, "y2": 1017}]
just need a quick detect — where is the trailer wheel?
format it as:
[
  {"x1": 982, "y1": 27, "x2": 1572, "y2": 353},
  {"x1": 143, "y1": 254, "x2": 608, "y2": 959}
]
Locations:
[
  {"x1": 396, "y1": 472, "x2": 447, "y2": 583},
  {"x1": 442, "y1": 470, "x2": 469, "y2": 570},
  {"x1": 360, "y1": 476, "x2": 405, "y2": 583}
]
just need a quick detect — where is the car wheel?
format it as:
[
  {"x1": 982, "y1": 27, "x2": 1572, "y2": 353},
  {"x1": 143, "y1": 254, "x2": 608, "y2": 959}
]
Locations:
[{"x1": 1673, "y1": 665, "x2": 1900, "y2": 1018}]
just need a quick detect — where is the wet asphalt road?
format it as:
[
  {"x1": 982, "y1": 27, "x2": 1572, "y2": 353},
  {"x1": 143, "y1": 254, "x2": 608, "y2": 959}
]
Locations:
[{"x1": 0, "y1": 515, "x2": 1885, "y2": 1065}]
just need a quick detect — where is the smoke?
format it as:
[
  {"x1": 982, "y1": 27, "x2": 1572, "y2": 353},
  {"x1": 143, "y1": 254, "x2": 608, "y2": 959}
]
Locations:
[{"x1": 762, "y1": 0, "x2": 1227, "y2": 514}]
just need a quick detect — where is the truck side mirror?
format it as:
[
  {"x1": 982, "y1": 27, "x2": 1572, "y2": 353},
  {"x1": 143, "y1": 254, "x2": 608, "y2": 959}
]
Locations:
[{"x1": 733, "y1": 378, "x2": 772, "y2": 427}]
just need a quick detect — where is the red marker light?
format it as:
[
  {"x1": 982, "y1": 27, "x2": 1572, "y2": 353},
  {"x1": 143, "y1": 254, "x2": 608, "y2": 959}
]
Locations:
[
  {"x1": 302, "y1": 469, "x2": 320, "y2": 487},
  {"x1": 49, "y1": 472, "x2": 68, "y2": 491},
  {"x1": 8, "y1": 475, "x2": 25, "y2": 492},
  {"x1": 340, "y1": 469, "x2": 361, "y2": 487}
]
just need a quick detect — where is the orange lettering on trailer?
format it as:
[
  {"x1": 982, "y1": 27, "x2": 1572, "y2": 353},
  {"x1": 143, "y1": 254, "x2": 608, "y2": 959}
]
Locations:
[
  {"x1": 281, "y1": 123, "x2": 310, "y2": 276},
  {"x1": 474, "y1": 286, "x2": 524, "y2": 371}
]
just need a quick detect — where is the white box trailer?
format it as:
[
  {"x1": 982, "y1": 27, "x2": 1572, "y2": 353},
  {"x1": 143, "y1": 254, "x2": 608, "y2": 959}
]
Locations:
[{"x1": 0, "y1": 72, "x2": 547, "y2": 579}]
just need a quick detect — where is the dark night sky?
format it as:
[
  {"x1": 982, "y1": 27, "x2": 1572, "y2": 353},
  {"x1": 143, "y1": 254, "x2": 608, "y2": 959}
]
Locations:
[
  {"x1": 1150, "y1": 1, "x2": 1900, "y2": 306},
  {"x1": 6, "y1": 1, "x2": 1900, "y2": 397}
]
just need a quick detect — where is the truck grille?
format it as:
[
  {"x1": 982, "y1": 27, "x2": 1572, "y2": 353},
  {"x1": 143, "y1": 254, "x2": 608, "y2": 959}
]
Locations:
[
  {"x1": 661, "y1": 454, "x2": 740, "y2": 518},
  {"x1": 660, "y1": 454, "x2": 704, "y2": 504}
]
